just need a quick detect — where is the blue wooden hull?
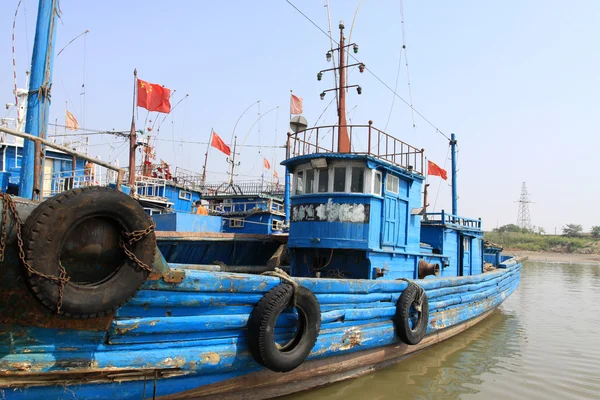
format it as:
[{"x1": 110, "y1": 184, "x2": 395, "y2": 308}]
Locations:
[{"x1": 0, "y1": 260, "x2": 521, "y2": 399}]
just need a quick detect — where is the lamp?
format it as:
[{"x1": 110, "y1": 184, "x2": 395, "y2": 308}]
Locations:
[
  {"x1": 317, "y1": 72, "x2": 323, "y2": 81},
  {"x1": 353, "y1": 44, "x2": 359, "y2": 53},
  {"x1": 326, "y1": 51, "x2": 332, "y2": 62},
  {"x1": 310, "y1": 158, "x2": 328, "y2": 169},
  {"x1": 320, "y1": 92, "x2": 326, "y2": 100},
  {"x1": 356, "y1": 86, "x2": 362, "y2": 95}
]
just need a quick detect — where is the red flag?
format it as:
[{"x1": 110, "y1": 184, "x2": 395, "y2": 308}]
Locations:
[
  {"x1": 428, "y1": 160, "x2": 448, "y2": 180},
  {"x1": 290, "y1": 93, "x2": 303, "y2": 115},
  {"x1": 137, "y1": 79, "x2": 171, "y2": 113},
  {"x1": 264, "y1": 158, "x2": 271, "y2": 170},
  {"x1": 274, "y1": 170, "x2": 279, "y2": 180},
  {"x1": 211, "y1": 131, "x2": 231, "y2": 156}
]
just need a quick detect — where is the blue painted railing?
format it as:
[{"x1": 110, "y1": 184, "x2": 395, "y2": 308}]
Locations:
[{"x1": 424, "y1": 211, "x2": 481, "y2": 230}]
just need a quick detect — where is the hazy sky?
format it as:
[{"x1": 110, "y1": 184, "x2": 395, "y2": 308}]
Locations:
[{"x1": 1, "y1": 1, "x2": 599, "y2": 233}]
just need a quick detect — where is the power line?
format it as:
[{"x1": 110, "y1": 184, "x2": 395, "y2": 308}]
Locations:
[{"x1": 284, "y1": 0, "x2": 450, "y2": 141}]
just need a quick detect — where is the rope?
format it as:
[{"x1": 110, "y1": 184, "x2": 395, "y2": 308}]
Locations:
[
  {"x1": 262, "y1": 267, "x2": 300, "y2": 307},
  {"x1": 397, "y1": 278, "x2": 425, "y2": 312}
]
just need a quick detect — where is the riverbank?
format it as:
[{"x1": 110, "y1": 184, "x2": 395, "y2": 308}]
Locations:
[{"x1": 506, "y1": 250, "x2": 600, "y2": 264}]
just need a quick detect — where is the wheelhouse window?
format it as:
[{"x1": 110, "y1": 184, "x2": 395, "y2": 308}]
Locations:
[
  {"x1": 373, "y1": 171, "x2": 382, "y2": 196},
  {"x1": 304, "y1": 169, "x2": 315, "y2": 194},
  {"x1": 318, "y1": 169, "x2": 329, "y2": 192},
  {"x1": 179, "y1": 190, "x2": 192, "y2": 201},
  {"x1": 333, "y1": 167, "x2": 346, "y2": 192},
  {"x1": 386, "y1": 174, "x2": 399, "y2": 194},
  {"x1": 230, "y1": 218, "x2": 245, "y2": 228},
  {"x1": 350, "y1": 167, "x2": 364, "y2": 193},
  {"x1": 295, "y1": 171, "x2": 304, "y2": 195}
]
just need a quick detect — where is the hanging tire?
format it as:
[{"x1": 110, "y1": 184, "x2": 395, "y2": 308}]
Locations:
[
  {"x1": 395, "y1": 283, "x2": 429, "y2": 345},
  {"x1": 248, "y1": 283, "x2": 321, "y2": 372},
  {"x1": 23, "y1": 186, "x2": 156, "y2": 319}
]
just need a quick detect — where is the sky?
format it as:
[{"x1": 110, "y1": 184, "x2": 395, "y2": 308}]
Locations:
[{"x1": 1, "y1": 0, "x2": 599, "y2": 233}]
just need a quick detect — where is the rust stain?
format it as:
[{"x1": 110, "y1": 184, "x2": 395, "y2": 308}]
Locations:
[
  {"x1": 115, "y1": 322, "x2": 140, "y2": 335},
  {"x1": 338, "y1": 327, "x2": 364, "y2": 351},
  {"x1": 159, "y1": 356, "x2": 186, "y2": 368},
  {"x1": 202, "y1": 353, "x2": 220, "y2": 365}
]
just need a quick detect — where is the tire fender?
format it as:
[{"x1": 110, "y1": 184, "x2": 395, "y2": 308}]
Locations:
[{"x1": 248, "y1": 283, "x2": 321, "y2": 372}]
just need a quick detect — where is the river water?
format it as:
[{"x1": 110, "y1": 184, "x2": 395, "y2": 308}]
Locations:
[{"x1": 285, "y1": 262, "x2": 600, "y2": 399}]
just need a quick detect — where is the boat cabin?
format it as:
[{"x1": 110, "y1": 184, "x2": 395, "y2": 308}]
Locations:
[{"x1": 283, "y1": 123, "x2": 484, "y2": 280}]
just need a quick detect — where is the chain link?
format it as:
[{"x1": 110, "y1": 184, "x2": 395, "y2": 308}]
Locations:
[
  {"x1": 1, "y1": 193, "x2": 156, "y2": 314},
  {"x1": 0, "y1": 193, "x2": 70, "y2": 313},
  {"x1": 119, "y1": 221, "x2": 156, "y2": 273}
]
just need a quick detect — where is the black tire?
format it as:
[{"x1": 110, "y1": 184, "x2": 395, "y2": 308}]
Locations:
[
  {"x1": 395, "y1": 284, "x2": 429, "y2": 345},
  {"x1": 23, "y1": 186, "x2": 156, "y2": 318},
  {"x1": 248, "y1": 283, "x2": 321, "y2": 372}
]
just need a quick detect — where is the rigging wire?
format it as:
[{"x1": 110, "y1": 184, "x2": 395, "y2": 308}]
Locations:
[
  {"x1": 384, "y1": 50, "x2": 402, "y2": 131},
  {"x1": 324, "y1": 0, "x2": 339, "y2": 113},
  {"x1": 346, "y1": 0, "x2": 364, "y2": 87},
  {"x1": 432, "y1": 144, "x2": 451, "y2": 212},
  {"x1": 285, "y1": 0, "x2": 450, "y2": 141},
  {"x1": 399, "y1": 0, "x2": 416, "y2": 130},
  {"x1": 12, "y1": 0, "x2": 25, "y2": 106}
]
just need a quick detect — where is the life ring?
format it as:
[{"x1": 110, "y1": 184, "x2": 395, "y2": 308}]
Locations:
[
  {"x1": 394, "y1": 283, "x2": 429, "y2": 345},
  {"x1": 247, "y1": 283, "x2": 321, "y2": 372},
  {"x1": 23, "y1": 186, "x2": 156, "y2": 318}
]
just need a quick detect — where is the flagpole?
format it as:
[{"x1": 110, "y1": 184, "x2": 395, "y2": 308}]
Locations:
[
  {"x1": 128, "y1": 68, "x2": 137, "y2": 187},
  {"x1": 201, "y1": 128, "x2": 212, "y2": 188}
]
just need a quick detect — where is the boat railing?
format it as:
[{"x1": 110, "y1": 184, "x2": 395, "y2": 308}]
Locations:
[
  {"x1": 288, "y1": 121, "x2": 425, "y2": 174},
  {"x1": 207, "y1": 198, "x2": 285, "y2": 216},
  {"x1": 424, "y1": 211, "x2": 482, "y2": 230},
  {"x1": 41, "y1": 168, "x2": 120, "y2": 198},
  {"x1": 0, "y1": 125, "x2": 125, "y2": 200},
  {"x1": 133, "y1": 176, "x2": 169, "y2": 202},
  {"x1": 203, "y1": 181, "x2": 285, "y2": 197}
]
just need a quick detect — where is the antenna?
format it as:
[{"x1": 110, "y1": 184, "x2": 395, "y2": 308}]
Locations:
[{"x1": 515, "y1": 182, "x2": 533, "y2": 231}]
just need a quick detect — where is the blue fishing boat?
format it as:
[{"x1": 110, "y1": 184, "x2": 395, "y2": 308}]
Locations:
[{"x1": 0, "y1": 3, "x2": 523, "y2": 399}]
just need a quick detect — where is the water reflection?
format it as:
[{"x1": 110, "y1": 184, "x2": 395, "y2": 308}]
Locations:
[{"x1": 285, "y1": 262, "x2": 600, "y2": 400}]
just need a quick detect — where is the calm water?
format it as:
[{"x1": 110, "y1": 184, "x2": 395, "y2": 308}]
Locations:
[{"x1": 285, "y1": 262, "x2": 600, "y2": 399}]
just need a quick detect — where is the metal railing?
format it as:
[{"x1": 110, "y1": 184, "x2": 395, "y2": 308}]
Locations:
[
  {"x1": 203, "y1": 180, "x2": 285, "y2": 197},
  {"x1": 41, "y1": 167, "x2": 120, "y2": 198},
  {"x1": 133, "y1": 176, "x2": 169, "y2": 202},
  {"x1": 424, "y1": 211, "x2": 482, "y2": 230},
  {"x1": 207, "y1": 198, "x2": 285, "y2": 216},
  {"x1": 0, "y1": 125, "x2": 125, "y2": 200},
  {"x1": 287, "y1": 121, "x2": 425, "y2": 174}
]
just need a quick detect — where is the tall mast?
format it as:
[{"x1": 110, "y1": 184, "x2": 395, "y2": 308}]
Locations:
[
  {"x1": 128, "y1": 69, "x2": 138, "y2": 186},
  {"x1": 337, "y1": 22, "x2": 349, "y2": 152},
  {"x1": 201, "y1": 128, "x2": 212, "y2": 186},
  {"x1": 227, "y1": 136, "x2": 238, "y2": 185},
  {"x1": 19, "y1": 0, "x2": 59, "y2": 199},
  {"x1": 317, "y1": 22, "x2": 363, "y2": 154},
  {"x1": 450, "y1": 133, "x2": 458, "y2": 216}
]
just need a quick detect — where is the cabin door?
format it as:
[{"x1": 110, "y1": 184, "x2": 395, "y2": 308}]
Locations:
[
  {"x1": 459, "y1": 235, "x2": 471, "y2": 276},
  {"x1": 382, "y1": 196, "x2": 398, "y2": 246}
]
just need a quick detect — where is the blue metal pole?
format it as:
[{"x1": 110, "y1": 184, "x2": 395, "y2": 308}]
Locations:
[
  {"x1": 18, "y1": 0, "x2": 59, "y2": 199},
  {"x1": 284, "y1": 133, "x2": 291, "y2": 227},
  {"x1": 450, "y1": 133, "x2": 458, "y2": 216}
]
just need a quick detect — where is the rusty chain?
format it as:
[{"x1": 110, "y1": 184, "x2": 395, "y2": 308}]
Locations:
[
  {"x1": 119, "y1": 221, "x2": 156, "y2": 274},
  {"x1": 1, "y1": 193, "x2": 156, "y2": 314},
  {"x1": 0, "y1": 193, "x2": 70, "y2": 313}
]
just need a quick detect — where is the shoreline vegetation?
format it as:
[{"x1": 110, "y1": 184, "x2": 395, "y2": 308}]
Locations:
[{"x1": 484, "y1": 231, "x2": 600, "y2": 264}]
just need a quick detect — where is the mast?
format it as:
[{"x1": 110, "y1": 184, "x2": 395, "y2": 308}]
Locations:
[
  {"x1": 128, "y1": 69, "x2": 138, "y2": 186},
  {"x1": 450, "y1": 133, "x2": 458, "y2": 216},
  {"x1": 317, "y1": 22, "x2": 362, "y2": 154},
  {"x1": 19, "y1": 0, "x2": 59, "y2": 199},
  {"x1": 337, "y1": 22, "x2": 349, "y2": 152},
  {"x1": 201, "y1": 128, "x2": 212, "y2": 186},
  {"x1": 227, "y1": 136, "x2": 239, "y2": 186}
]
